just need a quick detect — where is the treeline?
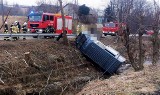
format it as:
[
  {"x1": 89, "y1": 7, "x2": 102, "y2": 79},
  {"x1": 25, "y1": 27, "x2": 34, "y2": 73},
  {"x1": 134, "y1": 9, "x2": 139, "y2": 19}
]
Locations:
[
  {"x1": 104, "y1": 0, "x2": 155, "y2": 33},
  {"x1": 103, "y1": 0, "x2": 160, "y2": 70},
  {"x1": 0, "y1": 4, "x2": 60, "y2": 16}
]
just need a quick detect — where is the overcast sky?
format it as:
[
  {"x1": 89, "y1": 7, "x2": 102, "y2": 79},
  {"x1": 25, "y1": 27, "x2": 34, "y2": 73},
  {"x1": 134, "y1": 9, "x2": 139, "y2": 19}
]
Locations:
[{"x1": 5, "y1": 0, "x2": 109, "y2": 10}]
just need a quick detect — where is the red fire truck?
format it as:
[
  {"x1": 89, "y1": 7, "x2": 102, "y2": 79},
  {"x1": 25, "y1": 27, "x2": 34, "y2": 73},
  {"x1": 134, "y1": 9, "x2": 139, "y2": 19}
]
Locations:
[
  {"x1": 27, "y1": 12, "x2": 72, "y2": 35},
  {"x1": 102, "y1": 22, "x2": 126, "y2": 36}
]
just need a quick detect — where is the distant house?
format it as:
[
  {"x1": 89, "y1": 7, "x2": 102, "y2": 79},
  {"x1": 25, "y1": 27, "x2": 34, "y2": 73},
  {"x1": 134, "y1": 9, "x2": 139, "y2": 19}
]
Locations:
[
  {"x1": 20, "y1": 5, "x2": 29, "y2": 16},
  {"x1": 58, "y1": 3, "x2": 79, "y2": 19},
  {"x1": 58, "y1": 3, "x2": 99, "y2": 20},
  {"x1": 36, "y1": 4, "x2": 60, "y2": 13},
  {"x1": 1, "y1": 4, "x2": 31, "y2": 16},
  {"x1": 97, "y1": 16, "x2": 104, "y2": 24}
]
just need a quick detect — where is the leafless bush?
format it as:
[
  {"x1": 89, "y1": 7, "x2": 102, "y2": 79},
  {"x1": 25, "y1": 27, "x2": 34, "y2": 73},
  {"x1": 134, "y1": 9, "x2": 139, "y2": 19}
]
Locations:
[
  {"x1": 119, "y1": 0, "x2": 147, "y2": 71},
  {"x1": 150, "y1": 0, "x2": 160, "y2": 65}
]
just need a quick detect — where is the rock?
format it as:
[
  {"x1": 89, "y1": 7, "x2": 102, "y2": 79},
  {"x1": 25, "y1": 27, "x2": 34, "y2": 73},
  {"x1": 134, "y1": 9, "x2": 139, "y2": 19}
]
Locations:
[
  {"x1": 47, "y1": 54, "x2": 59, "y2": 64},
  {"x1": 48, "y1": 54, "x2": 65, "y2": 64},
  {"x1": 57, "y1": 55, "x2": 65, "y2": 62},
  {"x1": 71, "y1": 76, "x2": 92, "y2": 86},
  {"x1": 117, "y1": 64, "x2": 131, "y2": 74},
  {"x1": 0, "y1": 79, "x2": 4, "y2": 85},
  {"x1": 43, "y1": 82, "x2": 62, "y2": 95},
  {"x1": 0, "y1": 84, "x2": 25, "y2": 95}
]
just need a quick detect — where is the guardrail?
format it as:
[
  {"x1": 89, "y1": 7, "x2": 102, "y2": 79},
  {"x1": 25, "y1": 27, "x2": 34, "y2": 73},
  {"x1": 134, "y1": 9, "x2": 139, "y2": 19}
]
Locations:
[{"x1": 0, "y1": 33, "x2": 77, "y2": 37}]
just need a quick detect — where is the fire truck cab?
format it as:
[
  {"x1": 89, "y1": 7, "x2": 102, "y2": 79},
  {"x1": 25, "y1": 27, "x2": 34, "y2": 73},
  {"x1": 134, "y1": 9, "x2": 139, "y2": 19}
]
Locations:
[
  {"x1": 102, "y1": 22, "x2": 126, "y2": 36},
  {"x1": 27, "y1": 12, "x2": 72, "y2": 34}
]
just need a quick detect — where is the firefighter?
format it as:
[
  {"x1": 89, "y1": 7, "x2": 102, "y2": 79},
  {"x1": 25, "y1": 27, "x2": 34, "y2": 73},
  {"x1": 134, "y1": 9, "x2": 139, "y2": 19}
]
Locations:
[
  {"x1": 17, "y1": 21, "x2": 21, "y2": 33},
  {"x1": 76, "y1": 25, "x2": 82, "y2": 36},
  {"x1": 16, "y1": 21, "x2": 21, "y2": 39},
  {"x1": 4, "y1": 22, "x2": 9, "y2": 40},
  {"x1": 22, "y1": 22, "x2": 27, "y2": 40},
  {"x1": 11, "y1": 22, "x2": 19, "y2": 41},
  {"x1": 10, "y1": 23, "x2": 14, "y2": 33},
  {"x1": 56, "y1": 30, "x2": 67, "y2": 41}
]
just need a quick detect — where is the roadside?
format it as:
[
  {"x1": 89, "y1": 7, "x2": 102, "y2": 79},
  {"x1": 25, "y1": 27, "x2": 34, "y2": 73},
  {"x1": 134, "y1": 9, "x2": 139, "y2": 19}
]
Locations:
[{"x1": 77, "y1": 64, "x2": 160, "y2": 95}]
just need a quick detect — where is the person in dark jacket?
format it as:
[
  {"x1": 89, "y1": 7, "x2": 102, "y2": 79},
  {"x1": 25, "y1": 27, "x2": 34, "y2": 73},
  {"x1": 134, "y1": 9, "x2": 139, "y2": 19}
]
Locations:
[
  {"x1": 15, "y1": 21, "x2": 21, "y2": 39},
  {"x1": 4, "y1": 22, "x2": 9, "y2": 40},
  {"x1": 10, "y1": 23, "x2": 14, "y2": 33},
  {"x1": 17, "y1": 21, "x2": 21, "y2": 33}
]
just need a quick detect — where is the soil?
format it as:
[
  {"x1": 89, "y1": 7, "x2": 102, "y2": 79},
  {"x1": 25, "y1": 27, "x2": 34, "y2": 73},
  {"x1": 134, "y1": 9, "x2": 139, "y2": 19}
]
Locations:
[
  {"x1": 0, "y1": 36, "x2": 159, "y2": 95},
  {"x1": 0, "y1": 39, "x2": 102, "y2": 95},
  {"x1": 78, "y1": 36, "x2": 160, "y2": 95},
  {"x1": 77, "y1": 64, "x2": 160, "y2": 95}
]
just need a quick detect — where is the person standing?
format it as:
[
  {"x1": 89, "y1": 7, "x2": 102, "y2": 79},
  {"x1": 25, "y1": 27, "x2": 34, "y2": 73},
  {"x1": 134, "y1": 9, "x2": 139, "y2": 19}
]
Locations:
[
  {"x1": 10, "y1": 23, "x2": 14, "y2": 33},
  {"x1": 22, "y1": 22, "x2": 27, "y2": 40},
  {"x1": 17, "y1": 22, "x2": 21, "y2": 33},
  {"x1": 11, "y1": 21, "x2": 19, "y2": 41},
  {"x1": 16, "y1": 21, "x2": 21, "y2": 39},
  {"x1": 4, "y1": 22, "x2": 9, "y2": 40}
]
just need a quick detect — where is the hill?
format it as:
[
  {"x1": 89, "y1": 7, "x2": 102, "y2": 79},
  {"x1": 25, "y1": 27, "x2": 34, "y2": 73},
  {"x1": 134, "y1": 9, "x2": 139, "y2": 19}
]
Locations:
[
  {"x1": 0, "y1": 36, "x2": 159, "y2": 95},
  {"x1": 77, "y1": 64, "x2": 160, "y2": 95},
  {"x1": 0, "y1": 39, "x2": 102, "y2": 95}
]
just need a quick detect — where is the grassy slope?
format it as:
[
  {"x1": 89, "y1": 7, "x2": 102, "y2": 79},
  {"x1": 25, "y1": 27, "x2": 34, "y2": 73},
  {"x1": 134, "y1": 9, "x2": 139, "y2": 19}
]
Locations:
[
  {"x1": 77, "y1": 64, "x2": 160, "y2": 95},
  {"x1": 77, "y1": 36, "x2": 160, "y2": 95}
]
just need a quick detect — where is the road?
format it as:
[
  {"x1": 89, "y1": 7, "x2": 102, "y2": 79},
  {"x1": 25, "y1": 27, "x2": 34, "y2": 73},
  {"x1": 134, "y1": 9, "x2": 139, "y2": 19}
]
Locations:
[
  {"x1": 0, "y1": 36, "x2": 76, "y2": 41},
  {"x1": 0, "y1": 33, "x2": 151, "y2": 41},
  {"x1": 0, "y1": 36, "x2": 34, "y2": 41},
  {"x1": 129, "y1": 34, "x2": 150, "y2": 37}
]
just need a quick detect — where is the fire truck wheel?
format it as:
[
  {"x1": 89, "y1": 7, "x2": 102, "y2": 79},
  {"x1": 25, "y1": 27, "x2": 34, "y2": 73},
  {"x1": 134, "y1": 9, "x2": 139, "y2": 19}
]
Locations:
[
  {"x1": 44, "y1": 27, "x2": 55, "y2": 38},
  {"x1": 45, "y1": 26, "x2": 55, "y2": 33},
  {"x1": 111, "y1": 34, "x2": 116, "y2": 36}
]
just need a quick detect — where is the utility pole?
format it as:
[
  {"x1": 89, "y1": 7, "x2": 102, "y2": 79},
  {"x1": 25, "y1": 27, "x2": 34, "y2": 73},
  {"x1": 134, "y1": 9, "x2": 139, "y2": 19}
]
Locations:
[
  {"x1": 1, "y1": 0, "x2": 4, "y2": 24},
  {"x1": 56, "y1": 1, "x2": 59, "y2": 13},
  {"x1": 73, "y1": 0, "x2": 78, "y2": 19},
  {"x1": 77, "y1": 0, "x2": 78, "y2": 5},
  {"x1": 73, "y1": 0, "x2": 76, "y2": 19}
]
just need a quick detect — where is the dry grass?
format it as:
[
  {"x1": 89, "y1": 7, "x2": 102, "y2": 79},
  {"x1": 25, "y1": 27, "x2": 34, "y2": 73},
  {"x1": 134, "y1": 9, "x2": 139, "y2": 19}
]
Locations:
[
  {"x1": 0, "y1": 39, "x2": 101, "y2": 94},
  {"x1": 77, "y1": 64, "x2": 160, "y2": 95},
  {"x1": 77, "y1": 36, "x2": 160, "y2": 95},
  {"x1": 0, "y1": 15, "x2": 27, "y2": 32}
]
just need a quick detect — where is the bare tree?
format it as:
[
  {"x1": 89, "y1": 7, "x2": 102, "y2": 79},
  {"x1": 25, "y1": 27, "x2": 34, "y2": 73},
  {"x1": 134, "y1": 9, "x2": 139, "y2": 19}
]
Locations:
[
  {"x1": 36, "y1": 0, "x2": 47, "y2": 6},
  {"x1": 151, "y1": 0, "x2": 160, "y2": 65},
  {"x1": 119, "y1": 0, "x2": 147, "y2": 71},
  {"x1": 77, "y1": 5, "x2": 98, "y2": 24},
  {"x1": 1, "y1": 0, "x2": 4, "y2": 24},
  {"x1": 58, "y1": 0, "x2": 68, "y2": 45}
]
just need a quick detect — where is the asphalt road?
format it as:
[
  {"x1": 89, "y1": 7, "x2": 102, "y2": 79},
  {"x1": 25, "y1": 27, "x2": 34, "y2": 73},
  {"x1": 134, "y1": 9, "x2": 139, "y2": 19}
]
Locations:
[
  {"x1": 0, "y1": 36, "x2": 34, "y2": 41},
  {"x1": 0, "y1": 34, "x2": 150, "y2": 41},
  {"x1": 0, "y1": 36, "x2": 76, "y2": 41}
]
